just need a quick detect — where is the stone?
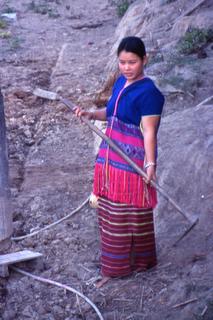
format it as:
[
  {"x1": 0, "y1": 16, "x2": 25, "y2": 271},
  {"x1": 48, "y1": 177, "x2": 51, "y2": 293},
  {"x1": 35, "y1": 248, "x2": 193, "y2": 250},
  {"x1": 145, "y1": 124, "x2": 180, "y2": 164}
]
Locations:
[
  {"x1": 171, "y1": 16, "x2": 193, "y2": 40},
  {"x1": 52, "y1": 305, "x2": 65, "y2": 319},
  {"x1": 1, "y1": 13, "x2": 17, "y2": 21},
  {"x1": 3, "y1": 309, "x2": 17, "y2": 320},
  {"x1": 22, "y1": 305, "x2": 35, "y2": 318}
]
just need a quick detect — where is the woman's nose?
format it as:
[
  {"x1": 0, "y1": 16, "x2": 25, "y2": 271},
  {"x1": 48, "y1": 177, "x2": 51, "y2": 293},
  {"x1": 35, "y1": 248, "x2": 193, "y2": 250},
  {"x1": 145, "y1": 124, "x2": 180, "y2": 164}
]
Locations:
[{"x1": 124, "y1": 63, "x2": 130, "y2": 70}]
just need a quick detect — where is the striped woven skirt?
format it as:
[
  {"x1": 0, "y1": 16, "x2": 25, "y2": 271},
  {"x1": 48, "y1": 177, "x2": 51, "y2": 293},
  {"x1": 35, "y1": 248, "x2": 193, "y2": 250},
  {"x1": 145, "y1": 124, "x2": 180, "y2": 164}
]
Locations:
[{"x1": 98, "y1": 197, "x2": 157, "y2": 277}]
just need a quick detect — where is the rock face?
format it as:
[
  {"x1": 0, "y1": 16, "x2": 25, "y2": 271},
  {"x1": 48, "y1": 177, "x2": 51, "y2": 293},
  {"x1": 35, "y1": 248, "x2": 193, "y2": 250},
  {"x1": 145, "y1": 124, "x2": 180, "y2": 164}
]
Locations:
[
  {"x1": 157, "y1": 102, "x2": 213, "y2": 246},
  {"x1": 153, "y1": 102, "x2": 213, "y2": 320},
  {"x1": 106, "y1": 0, "x2": 213, "y2": 70},
  {"x1": 101, "y1": 0, "x2": 213, "y2": 113}
]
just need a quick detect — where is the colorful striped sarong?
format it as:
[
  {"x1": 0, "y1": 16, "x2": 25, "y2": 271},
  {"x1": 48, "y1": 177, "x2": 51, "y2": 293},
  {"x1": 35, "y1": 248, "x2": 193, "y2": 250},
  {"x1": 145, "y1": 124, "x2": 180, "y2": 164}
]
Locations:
[{"x1": 98, "y1": 197, "x2": 157, "y2": 277}]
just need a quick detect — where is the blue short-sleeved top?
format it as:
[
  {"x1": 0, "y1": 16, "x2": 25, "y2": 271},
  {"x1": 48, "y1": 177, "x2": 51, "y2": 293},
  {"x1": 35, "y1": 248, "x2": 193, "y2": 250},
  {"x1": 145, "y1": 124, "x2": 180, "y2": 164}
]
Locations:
[{"x1": 106, "y1": 75, "x2": 165, "y2": 126}]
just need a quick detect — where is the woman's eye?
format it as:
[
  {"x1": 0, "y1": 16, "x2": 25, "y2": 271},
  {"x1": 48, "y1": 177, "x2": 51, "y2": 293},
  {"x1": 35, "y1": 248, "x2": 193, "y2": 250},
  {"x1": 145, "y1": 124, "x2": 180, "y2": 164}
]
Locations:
[{"x1": 119, "y1": 61, "x2": 136, "y2": 65}]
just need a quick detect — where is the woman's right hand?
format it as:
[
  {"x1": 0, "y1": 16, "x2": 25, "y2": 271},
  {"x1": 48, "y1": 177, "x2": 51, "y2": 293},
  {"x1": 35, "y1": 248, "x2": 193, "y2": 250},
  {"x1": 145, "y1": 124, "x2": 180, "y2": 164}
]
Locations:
[
  {"x1": 144, "y1": 165, "x2": 156, "y2": 185},
  {"x1": 73, "y1": 107, "x2": 94, "y2": 120}
]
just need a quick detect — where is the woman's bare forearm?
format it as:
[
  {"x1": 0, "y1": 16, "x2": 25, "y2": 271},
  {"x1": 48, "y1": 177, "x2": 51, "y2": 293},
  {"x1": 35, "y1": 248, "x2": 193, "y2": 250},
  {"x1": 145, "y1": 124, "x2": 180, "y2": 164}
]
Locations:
[
  {"x1": 143, "y1": 131, "x2": 157, "y2": 163},
  {"x1": 92, "y1": 108, "x2": 107, "y2": 121},
  {"x1": 142, "y1": 116, "x2": 160, "y2": 164}
]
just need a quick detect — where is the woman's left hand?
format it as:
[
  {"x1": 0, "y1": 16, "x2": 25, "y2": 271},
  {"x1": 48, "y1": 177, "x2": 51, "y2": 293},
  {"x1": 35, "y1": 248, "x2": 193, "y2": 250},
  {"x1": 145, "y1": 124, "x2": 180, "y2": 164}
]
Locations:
[{"x1": 144, "y1": 165, "x2": 156, "y2": 184}]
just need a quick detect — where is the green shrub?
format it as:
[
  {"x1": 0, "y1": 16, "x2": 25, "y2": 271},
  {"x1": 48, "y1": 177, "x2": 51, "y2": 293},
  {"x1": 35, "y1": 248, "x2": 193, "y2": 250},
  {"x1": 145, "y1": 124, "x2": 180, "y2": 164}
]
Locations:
[
  {"x1": 28, "y1": 1, "x2": 60, "y2": 18},
  {"x1": 48, "y1": 11, "x2": 60, "y2": 19},
  {"x1": 0, "y1": 31, "x2": 11, "y2": 39},
  {"x1": 9, "y1": 37, "x2": 22, "y2": 50},
  {"x1": 0, "y1": 19, "x2": 7, "y2": 29},
  {"x1": 179, "y1": 28, "x2": 213, "y2": 54},
  {"x1": 117, "y1": 0, "x2": 130, "y2": 17},
  {"x1": 109, "y1": 0, "x2": 136, "y2": 17},
  {"x1": 28, "y1": 1, "x2": 49, "y2": 14}
]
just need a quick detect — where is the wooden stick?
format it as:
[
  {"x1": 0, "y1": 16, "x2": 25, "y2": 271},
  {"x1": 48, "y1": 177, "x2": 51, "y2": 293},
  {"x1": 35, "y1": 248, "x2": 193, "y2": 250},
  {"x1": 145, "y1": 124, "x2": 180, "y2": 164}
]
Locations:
[
  {"x1": 113, "y1": 298, "x2": 133, "y2": 302},
  {"x1": 201, "y1": 305, "x2": 208, "y2": 316},
  {"x1": 139, "y1": 285, "x2": 145, "y2": 312},
  {"x1": 172, "y1": 298, "x2": 198, "y2": 309},
  {"x1": 11, "y1": 266, "x2": 104, "y2": 320},
  {"x1": 172, "y1": 218, "x2": 198, "y2": 247},
  {"x1": 79, "y1": 264, "x2": 93, "y2": 273},
  {"x1": 76, "y1": 293, "x2": 84, "y2": 319},
  {"x1": 33, "y1": 88, "x2": 199, "y2": 242},
  {"x1": 126, "y1": 313, "x2": 144, "y2": 319},
  {"x1": 0, "y1": 90, "x2": 13, "y2": 244},
  {"x1": 195, "y1": 95, "x2": 213, "y2": 108}
]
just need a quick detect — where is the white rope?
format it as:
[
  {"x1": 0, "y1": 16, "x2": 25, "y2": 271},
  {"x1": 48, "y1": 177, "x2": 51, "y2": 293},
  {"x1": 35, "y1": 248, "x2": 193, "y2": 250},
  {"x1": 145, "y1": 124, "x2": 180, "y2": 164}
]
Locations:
[
  {"x1": 11, "y1": 266, "x2": 104, "y2": 320},
  {"x1": 12, "y1": 196, "x2": 89, "y2": 241}
]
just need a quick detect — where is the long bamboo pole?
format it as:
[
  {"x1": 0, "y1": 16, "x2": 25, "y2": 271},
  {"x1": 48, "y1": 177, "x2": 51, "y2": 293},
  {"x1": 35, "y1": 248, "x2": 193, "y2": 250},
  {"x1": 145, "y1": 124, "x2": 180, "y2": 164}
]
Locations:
[
  {"x1": 61, "y1": 97, "x2": 196, "y2": 224},
  {"x1": 33, "y1": 88, "x2": 199, "y2": 244}
]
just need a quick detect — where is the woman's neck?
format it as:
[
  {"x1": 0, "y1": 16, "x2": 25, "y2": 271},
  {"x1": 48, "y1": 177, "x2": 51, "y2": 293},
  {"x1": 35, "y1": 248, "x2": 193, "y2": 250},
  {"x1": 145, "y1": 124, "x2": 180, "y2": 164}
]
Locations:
[{"x1": 124, "y1": 74, "x2": 145, "y2": 87}]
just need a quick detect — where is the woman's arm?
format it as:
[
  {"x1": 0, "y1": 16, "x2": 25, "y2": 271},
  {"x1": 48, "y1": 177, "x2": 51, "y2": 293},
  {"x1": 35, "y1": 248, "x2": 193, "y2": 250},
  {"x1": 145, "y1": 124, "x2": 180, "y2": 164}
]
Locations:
[
  {"x1": 74, "y1": 107, "x2": 107, "y2": 121},
  {"x1": 142, "y1": 115, "x2": 161, "y2": 184},
  {"x1": 91, "y1": 108, "x2": 107, "y2": 121}
]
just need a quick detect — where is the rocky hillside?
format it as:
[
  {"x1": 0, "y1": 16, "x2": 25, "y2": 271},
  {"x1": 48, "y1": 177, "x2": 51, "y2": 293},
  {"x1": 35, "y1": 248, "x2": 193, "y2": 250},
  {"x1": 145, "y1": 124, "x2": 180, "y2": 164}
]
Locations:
[
  {"x1": 0, "y1": 0, "x2": 212, "y2": 319},
  {"x1": 101, "y1": 0, "x2": 213, "y2": 111}
]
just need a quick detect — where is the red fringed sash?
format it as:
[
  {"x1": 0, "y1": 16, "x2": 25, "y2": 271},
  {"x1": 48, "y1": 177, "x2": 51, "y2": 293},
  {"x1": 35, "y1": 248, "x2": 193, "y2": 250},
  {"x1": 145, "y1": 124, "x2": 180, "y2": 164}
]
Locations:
[{"x1": 93, "y1": 162, "x2": 157, "y2": 208}]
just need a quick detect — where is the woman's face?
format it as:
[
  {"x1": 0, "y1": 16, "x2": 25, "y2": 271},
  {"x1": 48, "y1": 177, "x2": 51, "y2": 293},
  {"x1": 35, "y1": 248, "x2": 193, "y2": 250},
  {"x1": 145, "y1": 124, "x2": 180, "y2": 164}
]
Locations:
[{"x1": 118, "y1": 50, "x2": 145, "y2": 83}]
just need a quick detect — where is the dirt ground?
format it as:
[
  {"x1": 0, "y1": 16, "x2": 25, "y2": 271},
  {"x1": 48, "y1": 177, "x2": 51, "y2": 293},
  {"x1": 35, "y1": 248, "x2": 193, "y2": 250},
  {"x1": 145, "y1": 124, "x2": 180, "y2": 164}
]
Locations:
[{"x1": 0, "y1": 0, "x2": 213, "y2": 320}]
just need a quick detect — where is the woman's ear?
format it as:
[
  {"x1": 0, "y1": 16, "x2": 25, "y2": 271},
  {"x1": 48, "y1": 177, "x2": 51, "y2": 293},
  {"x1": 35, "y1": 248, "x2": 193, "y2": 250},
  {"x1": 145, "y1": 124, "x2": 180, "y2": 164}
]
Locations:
[{"x1": 143, "y1": 55, "x2": 148, "y2": 66}]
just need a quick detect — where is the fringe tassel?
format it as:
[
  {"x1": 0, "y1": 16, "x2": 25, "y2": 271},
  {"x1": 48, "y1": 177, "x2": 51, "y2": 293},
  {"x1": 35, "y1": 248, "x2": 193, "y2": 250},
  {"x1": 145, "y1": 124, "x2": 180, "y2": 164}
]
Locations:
[{"x1": 93, "y1": 163, "x2": 157, "y2": 209}]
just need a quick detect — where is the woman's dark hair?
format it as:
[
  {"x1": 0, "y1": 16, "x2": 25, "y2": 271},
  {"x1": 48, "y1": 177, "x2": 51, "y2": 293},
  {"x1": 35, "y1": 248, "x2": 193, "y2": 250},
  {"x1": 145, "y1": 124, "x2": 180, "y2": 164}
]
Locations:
[{"x1": 117, "y1": 36, "x2": 146, "y2": 59}]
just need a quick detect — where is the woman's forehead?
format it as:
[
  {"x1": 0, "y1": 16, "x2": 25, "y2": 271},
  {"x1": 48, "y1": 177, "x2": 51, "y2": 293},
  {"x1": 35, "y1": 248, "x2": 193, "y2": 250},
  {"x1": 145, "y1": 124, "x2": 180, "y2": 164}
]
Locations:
[{"x1": 118, "y1": 51, "x2": 141, "y2": 60}]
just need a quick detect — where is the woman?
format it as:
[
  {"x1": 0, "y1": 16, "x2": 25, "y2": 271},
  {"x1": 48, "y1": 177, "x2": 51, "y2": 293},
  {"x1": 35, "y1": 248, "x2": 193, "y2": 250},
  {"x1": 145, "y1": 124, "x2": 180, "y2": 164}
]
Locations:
[{"x1": 75, "y1": 36, "x2": 165, "y2": 287}]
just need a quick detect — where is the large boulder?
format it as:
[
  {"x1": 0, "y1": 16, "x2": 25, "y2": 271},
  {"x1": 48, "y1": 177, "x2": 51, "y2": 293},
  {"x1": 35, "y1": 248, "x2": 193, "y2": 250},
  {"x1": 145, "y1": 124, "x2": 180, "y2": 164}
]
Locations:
[{"x1": 157, "y1": 103, "x2": 213, "y2": 240}]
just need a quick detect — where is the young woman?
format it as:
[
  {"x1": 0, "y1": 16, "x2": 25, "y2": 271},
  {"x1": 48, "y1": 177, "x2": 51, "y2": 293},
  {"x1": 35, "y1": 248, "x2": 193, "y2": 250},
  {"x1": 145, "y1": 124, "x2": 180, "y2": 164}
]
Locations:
[{"x1": 75, "y1": 36, "x2": 165, "y2": 287}]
